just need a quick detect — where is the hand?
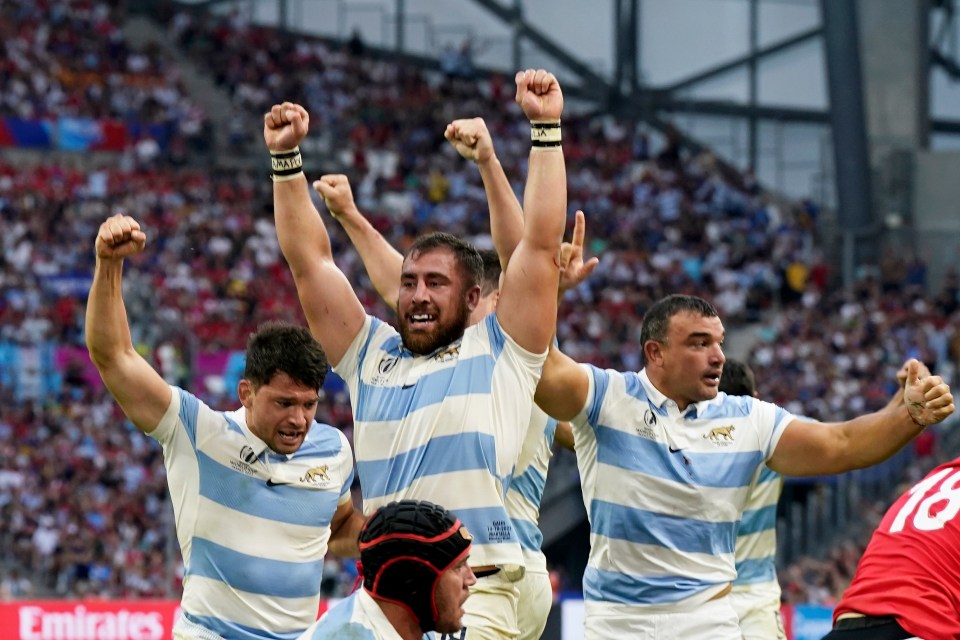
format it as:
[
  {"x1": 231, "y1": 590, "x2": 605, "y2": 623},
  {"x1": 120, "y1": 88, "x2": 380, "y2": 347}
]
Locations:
[
  {"x1": 263, "y1": 102, "x2": 309, "y2": 152},
  {"x1": 313, "y1": 174, "x2": 358, "y2": 219},
  {"x1": 559, "y1": 210, "x2": 599, "y2": 293},
  {"x1": 896, "y1": 359, "x2": 930, "y2": 388},
  {"x1": 515, "y1": 69, "x2": 563, "y2": 123},
  {"x1": 444, "y1": 118, "x2": 495, "y2": 164},
  {"x1": 903, "y1": 359, "x2": 955, "y2": 427},
  {"x1": 95, "y1": 214, "x2": 146, "y2": 260}
]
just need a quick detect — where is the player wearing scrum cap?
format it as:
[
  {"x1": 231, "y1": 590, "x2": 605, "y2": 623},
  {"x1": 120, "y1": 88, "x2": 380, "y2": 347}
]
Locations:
[{"x1": 299, "y1": 500, "x2": 477, "y2": 640}]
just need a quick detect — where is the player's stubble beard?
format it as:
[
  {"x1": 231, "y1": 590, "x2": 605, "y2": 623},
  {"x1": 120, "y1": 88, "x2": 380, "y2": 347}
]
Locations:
[{"x1": 399, "y1": 297, "x2": 471, "y2": 355}]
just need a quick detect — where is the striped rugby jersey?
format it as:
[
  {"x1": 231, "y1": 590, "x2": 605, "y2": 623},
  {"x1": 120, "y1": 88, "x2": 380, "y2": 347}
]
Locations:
[
  {"x1": 572, "y1": 366, "x2": 791, "y2": 622},
  {"x1": 298, "y1": 589, "x2": 428, "y2": 640},
  {"x1": 731, "y1": 462, "x2": 783, "y2": 601},
  {"x1": 334, "y1": 313, "x2": 546, "y2": 569},
  {"x1": 151, "y1": 387, "x2": 354, "y2": 640},
  {"x1": 734, "y1": 418, "x2": 818, "y2": 602},
  {"x1": 507, "y1": 407, "x2": 557, "y2": 573}
]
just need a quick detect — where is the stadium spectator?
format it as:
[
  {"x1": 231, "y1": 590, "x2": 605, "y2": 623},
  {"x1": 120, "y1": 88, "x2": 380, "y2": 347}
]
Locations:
[
  {"x1": 85, "y1": 214, "x2": 362, "y2": 638},
  {"x1": 298, "y1": 500, "x2": 476, "y2": 640},
  {"x1": 534, "y1": 293, "x2": 954, "y2": 639}
]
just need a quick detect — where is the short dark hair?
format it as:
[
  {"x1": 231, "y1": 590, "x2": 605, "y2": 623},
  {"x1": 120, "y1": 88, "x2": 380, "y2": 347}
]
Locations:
[
  {"x1": 243, "y1": 321, "x2": 328, "y2": 390},
  {"x1": 640, "y1": 294, "x2": 720, "y2": 365},
  {"x1": 477, "y1": 248, "x2": 501, "y2": 297},
  {"x1": 719, "y1": 358, "x2": 756, "y2": 396},
  {"x1": 406, "y1": 232, "x2": 484, "y2": 291}
]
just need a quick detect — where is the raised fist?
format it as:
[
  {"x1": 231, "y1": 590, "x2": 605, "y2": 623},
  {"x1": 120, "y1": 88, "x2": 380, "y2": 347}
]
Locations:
[
  {"x1": 263, "y1": 102, "x2": 309, "y2": 152},
  {"x1": 515, "y1": 69, "x2": 563, "y2": 123},
  {"x1": 95, "y1": 214, "x2": 146, "y2": 260}
]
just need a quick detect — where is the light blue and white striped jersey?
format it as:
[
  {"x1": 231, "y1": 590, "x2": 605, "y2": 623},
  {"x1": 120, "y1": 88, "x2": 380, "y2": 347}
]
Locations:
[
  {"x1": 572, "y1": 367, "x2": 792, "y2": 621},
  {"x1": 731, "y1": 463, "x2": 782, "y2": 598},
  {"x1": 507, "y1": 407, "x2": 557, "y2": 574},
  {"x1": 334, "y1": 314, "x2": 546, "y2": 569},
  {"x1": 151, "y1": 387, "x2": 355, "y2": 640},
  {"x1": 732, "y1": 418, "x2": 813, "y2": 605},
  {"x1": 298, "y1": 589, "x2": 430, "y2": 640}
]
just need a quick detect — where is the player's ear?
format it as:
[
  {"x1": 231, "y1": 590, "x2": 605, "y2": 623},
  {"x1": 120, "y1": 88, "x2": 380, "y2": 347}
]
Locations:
[
  {"x1": 644, "y1": 339, "x2": 664, "y2": 366},
  {"x1": 238, "y1": 379, "x2": 255, "y2": 408},
  {"x1": 465, "y1": 284, "x2": 481, "y2": 311}
]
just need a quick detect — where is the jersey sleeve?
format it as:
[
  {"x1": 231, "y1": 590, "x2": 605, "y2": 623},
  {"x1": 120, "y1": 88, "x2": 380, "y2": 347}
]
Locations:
[
  {"x1": 572, "y1": 363, "x2": 609, "y2": 434},
  {"x1": 337, "y1": 430, "x2": 355, "y2": 500},
  {"x1": 331, "y1": 315, "x2": 378, "y2": 385},
  {"x1": 753, "y1": 398, "x2": 794, "y2": 461}
]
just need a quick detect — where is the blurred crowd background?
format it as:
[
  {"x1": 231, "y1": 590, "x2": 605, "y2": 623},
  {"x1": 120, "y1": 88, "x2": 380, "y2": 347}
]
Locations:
[{"x1": 1, "y1": 0, "x2": 958, "y2": 612}]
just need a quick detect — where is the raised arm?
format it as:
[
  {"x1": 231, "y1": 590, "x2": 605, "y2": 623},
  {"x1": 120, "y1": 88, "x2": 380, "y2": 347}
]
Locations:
[
  {"x1": 265, "y1": 102, "x2": 365, "y2": 366},
  {"x1": 534, "y1": 210, "x2": 599, "y2": 421},
  {"x1": 768, "y1": 359, "x2": 954, "y2": 476},
  {"x1": 445, "y1": 118, "x2": 524, "y2": 268},
  {"x1": 85, "y1": 214, "x2": 172, "y2": 433},
  {"x1": 495, "y1": 69, "x2": 567, "y2": 354},
  {"x1": 327, "y1": 198, "x2": 404, "y2": 313}
]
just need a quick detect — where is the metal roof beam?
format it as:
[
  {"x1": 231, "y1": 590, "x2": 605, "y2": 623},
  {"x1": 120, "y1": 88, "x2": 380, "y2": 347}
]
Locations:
[{"x1": 662, "y1": 26, "x2": 822, "y2": 94}]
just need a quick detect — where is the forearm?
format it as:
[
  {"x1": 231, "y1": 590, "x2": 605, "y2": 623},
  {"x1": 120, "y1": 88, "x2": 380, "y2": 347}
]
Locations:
[
  {"x1": 273, "y1": 175, "x2": 335, "y2": 277},
  {"x1": 838, "y1": 404, "x2": 924, "y2": 470},
  {"x1": 85, "y1": 258, "x2": 135, "y2": 368},
  {"x1": 327, "y1": 511, "x2": 364, "y2": 557},
  {"x1": 337, "y1": 213, "x2": 403, "y2": 312},
  {"x1": 477, "y1": 155, "x2": 524, "y2": 267},
  {"x1": 522, "y1": 147, "x2": 567, "y2": 253}
]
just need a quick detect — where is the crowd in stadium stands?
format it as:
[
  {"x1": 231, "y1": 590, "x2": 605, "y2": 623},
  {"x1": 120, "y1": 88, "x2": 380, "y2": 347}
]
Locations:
[
  {"x1": 0, "y1": 0, "x2": 211, "y2": 158},
  {"x1": 1, "y1": 3, "x2": 959, "y2": 608}
]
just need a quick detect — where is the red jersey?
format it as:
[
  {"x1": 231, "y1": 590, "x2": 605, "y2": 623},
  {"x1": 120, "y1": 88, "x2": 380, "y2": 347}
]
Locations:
[{"x1": 834, "y1": 458, "x2": 960, "y2": 639}]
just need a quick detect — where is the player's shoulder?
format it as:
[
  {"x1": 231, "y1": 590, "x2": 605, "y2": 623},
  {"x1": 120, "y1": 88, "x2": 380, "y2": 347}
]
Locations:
[{"x1": 304, "y1": 421, "x2": 351, "y2": 454}]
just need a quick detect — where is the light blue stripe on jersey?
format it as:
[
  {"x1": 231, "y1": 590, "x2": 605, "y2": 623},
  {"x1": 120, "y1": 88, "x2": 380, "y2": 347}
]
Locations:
[
  {"x1": 314, "y1": 591, "x2": 359, "y2": 633},
  {"x1": 595, "y1": 425, "x2": 763, "y2": 489},
  {"x1": 197, "y1": 450, "x2": 340, "y2": 527},
  {"x1": 755, "y1": 464, "x2": 779, "y2": 485},
  {"x1": 483, "y1": 312, "x2": 507, "y2": 359},
  {"x1": 355, "y1": 317, "x2": 386, "y2": 377},
  {"x1": 586, "y1": 367, "x2": 612, "y2": 426},
  {"x1": 583, "y1": 567, "x2": 707, "y2": 605},
  {"x1": 354, "y1": 354, "x2": 495, "y2": 423},
  {"x1": 180, "y1": 390, "x2": 201, "y2": 446},
  {"x1": 223, "y1": 414, "x2": 244, "y2": 435},
  {"x1": 455, "y1": 505, "x2": 519, "y2": 545},
  {"x1": 357, "y1": 432, "x2": 499, "y2": 499},
  {"x1": 189, "y1": 537, "x2": 323, "y2": 598},
  {"x1": 591, "y1": 499, "x2": 736, "y2": 555},
  {"x1": 509, "y1": 464, "x2": 546, "y2": 508},
  {"x1": 734, "y1": 556, "x2": 777, "y2": 584},
  {"x1": 513, "y1": 517, "x2": 544, "y2": 551},
  {"x1": 738, "y1": 504, "x2": 777, "y2": 536},
  {"x1": 183, "y1": 612, "x2": 303, "y2": 640}
]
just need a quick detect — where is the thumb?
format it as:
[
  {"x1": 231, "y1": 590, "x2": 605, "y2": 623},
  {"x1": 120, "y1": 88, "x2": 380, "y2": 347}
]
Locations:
[
  {"x1": 907, "y1": 359, "x2": 921, "y2": 387},
  {"x1": 313, "y1": 179, "x2": 332, "y2": 198}
]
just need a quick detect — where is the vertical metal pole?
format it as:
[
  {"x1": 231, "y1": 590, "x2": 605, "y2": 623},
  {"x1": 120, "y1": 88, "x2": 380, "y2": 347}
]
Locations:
[
  {"x1": 821, "y1": 0, "x2": 875, "y2": 286},
  {"x1": 748, "y1": 0, "x2": 759, "y2": 171},
  {"x1": 512, "y1": 0, "x2": 524, "y2": 71},
  {"x1": 396, "y1": 0, "x2": 405, "y2": 52}
]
